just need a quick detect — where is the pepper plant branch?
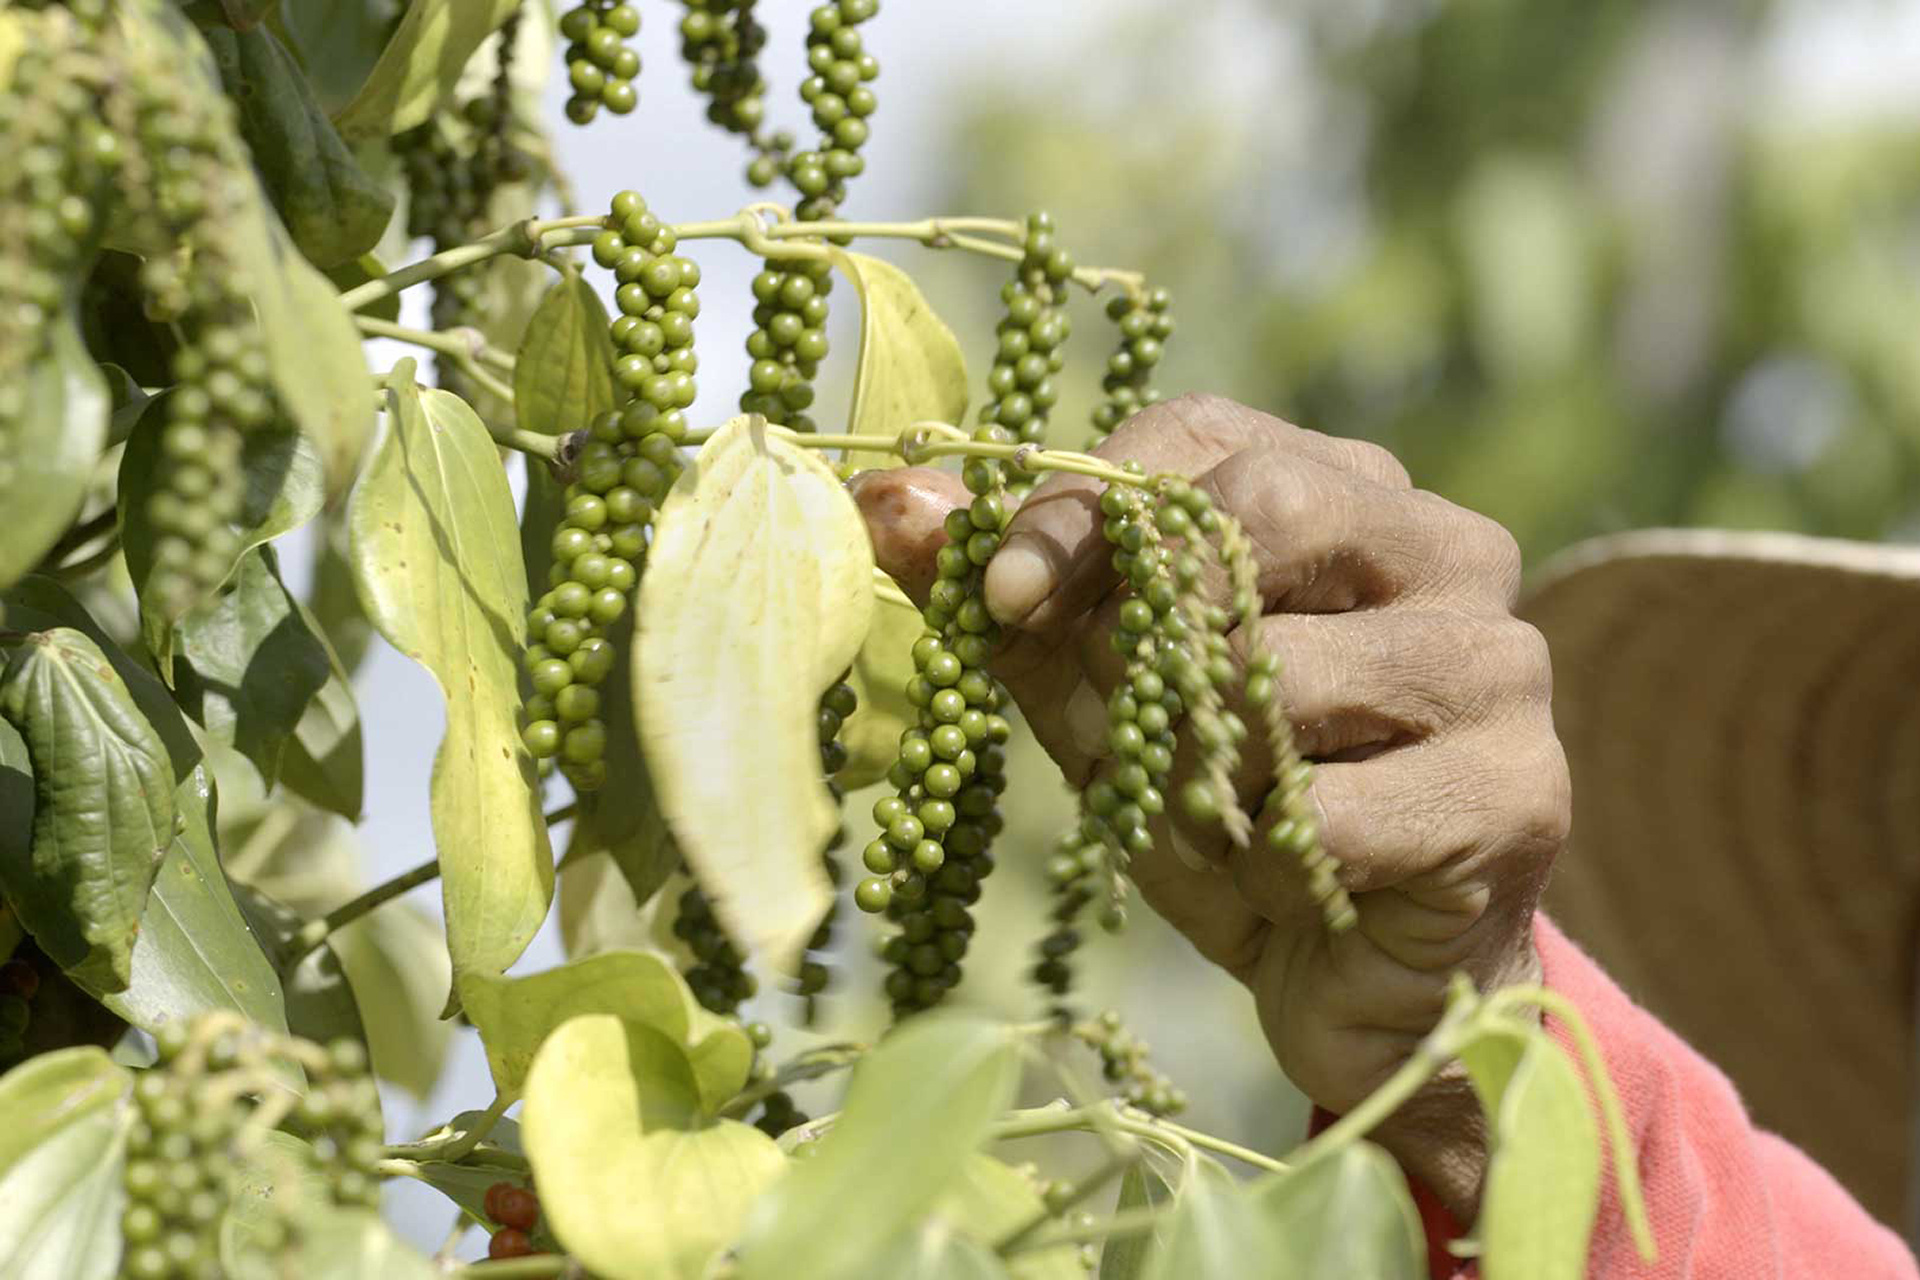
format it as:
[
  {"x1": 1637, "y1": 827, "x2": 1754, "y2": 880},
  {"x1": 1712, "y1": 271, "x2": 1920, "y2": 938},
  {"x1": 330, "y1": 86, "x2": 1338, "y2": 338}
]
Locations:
[
  {"x1": 385, "y1": 1090, "x2": 518, "y2": 1166},
  {"x1": 1002, "y1": 1202, "x2": 1173, "y2": 1256},
  {"x1": 357, "y1": 316, "x2": 517, "y2": 402},
  {"x1": 338, "y1": 216, "x2": 605, "y2": 312}
]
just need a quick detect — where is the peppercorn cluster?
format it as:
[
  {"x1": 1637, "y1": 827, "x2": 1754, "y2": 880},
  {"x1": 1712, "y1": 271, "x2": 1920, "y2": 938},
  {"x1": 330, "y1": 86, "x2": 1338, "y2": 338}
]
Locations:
[
  {"x1": 560, "y1": 1, "x2": 642, "y2": 124},
  {"x1": 979, "y1": 214, "x2": 1075, "y2": 454},
  {"x1": 521, "y1": 191, "x2": 701, "y2": 792},
  {"x1": 119, "y1": 1018, "x2": 382, "y2": 1280},
  {"x1": 786, "y1": 0, "x2": 880, "y2": 222},
  {"x1": 676, "y1": 0, "x2": 794, "y2": 185},
  {"x1": 738, "y1": 258, "x2": 833, "y2": 432},
  {"x1": 1090, "y1": 287, "x2": 1173, "y2": 442}
]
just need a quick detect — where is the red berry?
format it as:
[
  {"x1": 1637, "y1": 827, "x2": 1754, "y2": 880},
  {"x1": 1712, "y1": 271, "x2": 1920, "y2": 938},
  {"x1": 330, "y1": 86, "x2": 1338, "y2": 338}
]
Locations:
[
  {"x1": 495, "y1": 1186, "x2": 540, "y2": 1231},
  {"x1": 489, "y1": 1227, "x2": 535, "y2": 1259},
  {"x1": 482, "y1": 1182, "x2": 515, "y2": 1223},
  {"x1": 0, "y1": 960, "x2": 37, "y2": 1001}
]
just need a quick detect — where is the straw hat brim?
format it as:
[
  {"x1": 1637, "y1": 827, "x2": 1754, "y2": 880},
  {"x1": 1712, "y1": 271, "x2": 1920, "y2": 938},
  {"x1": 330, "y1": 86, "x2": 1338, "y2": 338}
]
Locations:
[{"x1": 1519, "y1": 529, "x2": 1920, "y2": 1233}]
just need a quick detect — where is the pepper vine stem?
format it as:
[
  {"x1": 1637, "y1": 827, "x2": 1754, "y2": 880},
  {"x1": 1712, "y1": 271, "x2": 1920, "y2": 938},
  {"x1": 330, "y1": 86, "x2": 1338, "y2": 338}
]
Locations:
[
  {"x1": 358, "y1": 316, "x2": 517, "y2": 404},
  {"x1": 450, "y1": 1254, "x2": 571, "y2": 1278},
  {"x1": 340, "y1": 208, "x2": 1146, "y2": 315}
]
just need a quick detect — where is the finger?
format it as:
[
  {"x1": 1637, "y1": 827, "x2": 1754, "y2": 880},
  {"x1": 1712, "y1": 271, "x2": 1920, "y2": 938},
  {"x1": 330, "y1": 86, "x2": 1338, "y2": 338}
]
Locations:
[
  {"x1": 1225, "y1": 715, "x2": 1569, "y2": 928},
  {"x1": 1193, "y1": 448, "x2": 1523, "y2": 613},
  {"x1": 848, "y1": 466, "x2": 970, "y2": 605},
  {"x1": 985, "y1": 394, "x2": 1411, "y2": 631}
]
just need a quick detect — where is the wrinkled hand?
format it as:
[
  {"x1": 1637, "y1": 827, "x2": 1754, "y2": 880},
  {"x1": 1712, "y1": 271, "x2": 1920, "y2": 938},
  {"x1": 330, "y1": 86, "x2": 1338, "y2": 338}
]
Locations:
[{"x1": 852, "y1": 395, "x2": 1569, "y2": 1216}]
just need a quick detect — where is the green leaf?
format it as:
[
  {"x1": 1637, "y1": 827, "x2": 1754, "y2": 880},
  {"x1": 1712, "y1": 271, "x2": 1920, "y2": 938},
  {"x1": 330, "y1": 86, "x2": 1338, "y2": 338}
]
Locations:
[
  {"x1": 276, "y1": 590, "x2": 365, "y2": 821},
  {"x1": 1100, "y1": 1161, "x2": 1174, "y2": 1280},
  {"x1": 461, "y1": 949, "x2": 752, "y2": 1111},
  {"x1": 0, "y1": 628, "x2": 176, "y2": 989},
  {"x1": 221, "y1": 806, "x2": 449, "y2": 1099},
  {"x1": 0, "y1": 314, "x2": 109, "y2": 592},
  {"x1": 636, "y1": 416, "x2": 875, "y2": 974},
  {"x1": 221, "y1": 1130, "x2": 333, "y2": 1279},
  {"x1": 403, "y1": 1113, "x2": 532, "y2": 1225},
  {"x1": 1139, "y1": 1159, "x2": 1274, "y2": 1280},
  {"x1": 348, "y1": 372, "x2": 552, "y2": 990},
  {"x1": 275, "y1": 0, "x2": 391, "y2": 117},
  {"x1": 934, "y1": 1157, "x2": 1082, "y2": 1280},
  {"x1": 864, "y1": 1223, "x2": 1014, "y2": 1280},
  {"x1": 557, "y1": 849, "x2": 659, "y2": 959},
  {"x1": 514, "y1": 268, "x2": 619, "y2": 437},
  {"x1": 119, "y1": 413, "x2": 327, "y2": 671},
  {"x1": 331, "y1": 0, "x2": 523, "y2": 140},
  {"x1": 306, "y1": 515, "x2": 374, "y2": 677},
  {"x1": 278, "y1": 1205, "x2": 439, "y2": 1280},
  {"x1": 831, "y1": 251, "x2": 969, "y2": 472},
  {"x1": 522, "y1": 1013, "x2": 786, "y2": 1280},
  {"x1": 735, "y1": 1012, "x2": 1022, "y2": 1280},
  {"x1": 0, "y1": 1048, "x2": 133, "y2": 1280},
  {"x1": 1463, "y1": 1025, "x2": 1602, "y2": 1280},
  {"x1": 1253, "y1": 1143, "x2": 1424, "y2": 1280},
  {"x1": 204, "y1": 24, "x2": 396, "y2": 269},
  {"x1": 840, "y1": 574, "x2": 923, "y2": 788},
  {"x1": 96, "y1": 766, "x2": 292, "y2": 1082},
  {"x1": 230, "y1": 882, "x2": 371, "y2": 1061},
  {"x1": 567, "y1": 612, "x2": 676, "y2": 917},
  {"x1": 172, "y1": 547, "x2": 331, "y2": 789}
]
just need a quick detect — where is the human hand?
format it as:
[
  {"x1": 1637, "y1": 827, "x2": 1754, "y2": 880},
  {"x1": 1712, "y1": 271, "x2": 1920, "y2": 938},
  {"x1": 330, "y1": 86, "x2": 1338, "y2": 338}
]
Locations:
[{"x1": 852, "y1": 394, "x2": 1569, "y2": 1217}]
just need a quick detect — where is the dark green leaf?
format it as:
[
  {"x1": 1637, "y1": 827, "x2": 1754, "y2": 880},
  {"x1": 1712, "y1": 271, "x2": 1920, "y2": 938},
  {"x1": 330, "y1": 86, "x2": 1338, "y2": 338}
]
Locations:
[
  {"x1": 78, "y1": 251, "x2": 177, "y2": 387},
  {"x1": 1139, "y1": 1159, "x2": 1274, "y2": 1280},
  {"x1": 331, "y1": 0, "x2": 524, "y2": 139},
  {"x1": 119, "y1": 412, "x2": 326, "y2": 674},
  {"x1": 0, "y1": 314, "x2": 109, "y2": 592},
  {"x1": 173, "y1": 547, "x2": 331, "y2": 788},
  {"x1": 274, "y1": 0, "x2": 395, "y2": 117},
  {"x1": 276, "y1": 589, "x2": 365, "y2": 820},
  {"x1": 1254, "y1": 1143, "x2": 1424, "y2": 1280},
  {"x1": 98, "y1": 363, "x2": 151, "y2": 450},
  {"x1": 205, "y1": 24, "x2": 396, "y2": 269},
  {"x1": 1100, "y1": 1161, "x2": 1174, "y2": 1280},
  {"x1": 95, "y1": 765, "x2": 293, "y2": 1084},
  {"x1": 567, "y1": 611, "x2": 676, "y2": 916},
  {"x1": 347, "y1": 372, "x2": 551, "y2": 989},
  {"x1": 0, "y1": 628, "x2": 175, "y2": 989},
  {"x1": 0, "y1": 1047, "x2": 133, "y2": 1280},
  {"x1": 514, "y1": 268, "x2": 618, "y2": 438},
  {"x1": 735, "y1": 1012, "x2": 1022, "y2": 1280},
  {"x1": 305, "y1": 516, "x2": 374, "y2": 677},
  {"x1": 230, "y1": 881, "x2": 371, "y2": 1061}
]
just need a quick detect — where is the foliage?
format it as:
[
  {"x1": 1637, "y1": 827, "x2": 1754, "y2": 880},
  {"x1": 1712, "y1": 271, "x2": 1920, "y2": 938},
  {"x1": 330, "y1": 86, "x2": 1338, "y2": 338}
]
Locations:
[{"x1": 0, "y1": 1, "x2": 1651, "y2": 1277}]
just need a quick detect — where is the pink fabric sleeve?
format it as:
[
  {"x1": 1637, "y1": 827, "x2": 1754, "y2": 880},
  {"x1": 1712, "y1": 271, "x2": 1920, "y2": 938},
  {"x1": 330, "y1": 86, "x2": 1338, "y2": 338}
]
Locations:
[{"x1": 1524, "y1": 913, "x2": 1916, "y2": 1279}]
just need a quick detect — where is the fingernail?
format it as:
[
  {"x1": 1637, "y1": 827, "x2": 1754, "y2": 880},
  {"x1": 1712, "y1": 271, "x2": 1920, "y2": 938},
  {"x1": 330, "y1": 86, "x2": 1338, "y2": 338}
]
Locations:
[
  {"x1": 1167, "y1": 824, "x2": 1218, "y2": 873},
  {"x1": 984, "y1": 537, "x2": 1052, "y2": 625},
  {"x1": 1064, "y1": 680, "x2": 1108, "y2": 759}
]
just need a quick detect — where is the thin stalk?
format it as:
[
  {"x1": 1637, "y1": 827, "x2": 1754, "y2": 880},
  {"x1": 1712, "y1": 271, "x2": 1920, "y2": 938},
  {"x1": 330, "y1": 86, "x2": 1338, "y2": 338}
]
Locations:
[
  {"x1": 1115, "y1": 1112, "x2": 1288, "y2": 1175},
  {"x1": 1282, "y1": 1000, "x2": 1476, "y2": 1172},
  {"x1": 386, "y1": 1090, "x2": 518, "y2": 1166},
  {"x1": 357, "y1": 316, "x2": 517, "y2": 405},
  {"x1": 1003, "y1": 1202, "x2": 1172, "y2": 1256},
  {"x1": 291, "y1": 857, "x2": 439, "y2": 958},
  {"x1": 339, "y1": 217, "x2": 605, "y2": 312},
  {"x1": 452, "y1": 1256, "x2": 570, "y2": 1278},
  {"x1": 995, "y1": 1150, "x2": 1136, "y2": 1255}
]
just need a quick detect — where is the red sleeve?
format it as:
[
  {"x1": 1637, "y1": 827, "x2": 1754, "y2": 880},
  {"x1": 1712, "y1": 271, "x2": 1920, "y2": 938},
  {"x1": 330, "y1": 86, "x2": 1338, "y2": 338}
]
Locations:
[{"x1": 1314, "y1": 914, "x2": 1917, "y2": 1279}]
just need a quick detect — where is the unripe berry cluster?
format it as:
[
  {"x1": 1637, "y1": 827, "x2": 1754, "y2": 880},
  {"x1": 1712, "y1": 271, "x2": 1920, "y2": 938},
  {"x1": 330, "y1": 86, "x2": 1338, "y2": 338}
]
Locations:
[
  {"x1": 123, "y1": 53, "x2": 282, "y2": 622},
  {"x1": 676, "y1": 0, "x2": 793, "y2": 184},
  {"x1": 787, "y1": 0, "x2": 880, "y2": 221},
  {"x1": 673, "y1": 882, "x2": 755, "y2": 1016},
  {"x1": 1090, "y1": 287, "x2": 1173, "y2": 441},
  {"x1": 1076, "y1": 1010, "x2": 1186, "y2": 1117},
  {"x1": 1028, "y1": 833, "x2": 1118, "y2": 1014},
  {"x1": 739, "y1": 258, "x2": 833, "y2": 430},
  {"x1": 559, "y1": 1, "x2": 642, "y2": 124},
  {"x1": 120, "y1": 1019, "x2": 383, "y2": 1280},
  {"x1": 482, "y1": 1180, "x2": 552, "y2": 1260},
  {"x1": 0, "y1": 16, "x2": 118, "y2": 498},
  {"x1": 795, "y1": 681, "x2": 857, "y2": 1016},
  {"x1": 856, "y1": 478, "x2": 1013, "y2": 1016},
  {"x1": 980, "y1": 214, "x2": 1074, "y2": 452},
  {"x1": 521, "y1": 192, "x2": 701, "y2": 791}
]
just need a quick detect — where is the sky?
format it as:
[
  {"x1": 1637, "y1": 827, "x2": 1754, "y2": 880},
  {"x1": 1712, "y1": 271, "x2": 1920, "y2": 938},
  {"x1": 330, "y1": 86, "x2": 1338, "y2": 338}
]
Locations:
[{"x1": 337, "y1": 0, "x2": 1920, "y2": 1251}]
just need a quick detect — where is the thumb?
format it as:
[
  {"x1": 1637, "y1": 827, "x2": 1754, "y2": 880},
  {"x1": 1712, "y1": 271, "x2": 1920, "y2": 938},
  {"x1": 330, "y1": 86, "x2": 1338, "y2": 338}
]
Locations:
[{"x1": 848, "y1": 467, "x2": 970, "y2": 606}]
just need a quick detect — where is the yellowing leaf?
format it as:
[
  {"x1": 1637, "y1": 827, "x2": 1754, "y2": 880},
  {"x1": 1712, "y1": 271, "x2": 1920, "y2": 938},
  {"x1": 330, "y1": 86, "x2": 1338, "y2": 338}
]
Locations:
[
  {"x1": 1464, "y1": 1026, "x2": 1602, "y2": 1280},
  {"x1": 514, "y1": 268, "x2": 618, "y2": 437},
  {"x1": 347, "y1": 371, "x2": 552, "y2": 990},
  {"x1": 461, "y1": 950, "x2": 752, "y2": 1112},
  {"x1": 635, "y1": 416, "x2": 873, "y2": 973},
  {"x1": 833, "y1": 251, "x2": 969, "y2": 471},
  {"x1": 523, "y1": 1014, "x2": 786, "y2": 1280},
  {"x1": 841, "y1": 571, "x2": 923, "y2": 788}
]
